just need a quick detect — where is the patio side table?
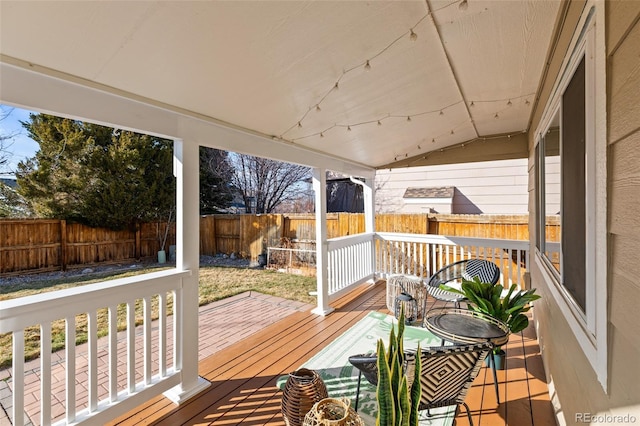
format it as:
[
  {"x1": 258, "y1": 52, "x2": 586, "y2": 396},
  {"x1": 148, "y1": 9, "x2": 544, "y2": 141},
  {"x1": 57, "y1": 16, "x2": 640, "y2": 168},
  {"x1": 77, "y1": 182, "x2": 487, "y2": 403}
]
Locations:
[{"x1": 424, "y1": 308, "x2": 509, "y2": 404}]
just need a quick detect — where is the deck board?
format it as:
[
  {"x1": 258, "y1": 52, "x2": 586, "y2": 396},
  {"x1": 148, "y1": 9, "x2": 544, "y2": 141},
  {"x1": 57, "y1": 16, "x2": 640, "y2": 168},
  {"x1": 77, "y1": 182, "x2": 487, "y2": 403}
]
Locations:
[{"x1": 110, "y1": 282, "x2": 556, "y2": 425}]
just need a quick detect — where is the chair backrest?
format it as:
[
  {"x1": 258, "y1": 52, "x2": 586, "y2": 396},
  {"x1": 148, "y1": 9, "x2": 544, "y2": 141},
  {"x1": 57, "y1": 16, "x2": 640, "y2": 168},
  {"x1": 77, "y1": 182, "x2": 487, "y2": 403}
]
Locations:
[
  {"x1": 405, "y1": 343, "x2": 492, "y2": 410},
  {"x1": 427, "y1": 259, "x2": 500, "y2": 288}
]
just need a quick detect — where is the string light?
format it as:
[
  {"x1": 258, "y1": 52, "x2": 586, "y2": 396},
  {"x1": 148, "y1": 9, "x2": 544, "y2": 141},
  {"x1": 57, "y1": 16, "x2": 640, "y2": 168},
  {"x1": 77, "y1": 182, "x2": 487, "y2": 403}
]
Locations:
[
  {"x1": 432, "y1": 138, "x2": 435, "y2": 143},
  {"x1": 450, "y1": 130, "x2": 455, "y2": 135},
  {"x1": 392, "y1": 129, "x2": 529, "y2": 168},
  {"x1": 279, "y1": 0, "x2": 536, "y2": 146}
]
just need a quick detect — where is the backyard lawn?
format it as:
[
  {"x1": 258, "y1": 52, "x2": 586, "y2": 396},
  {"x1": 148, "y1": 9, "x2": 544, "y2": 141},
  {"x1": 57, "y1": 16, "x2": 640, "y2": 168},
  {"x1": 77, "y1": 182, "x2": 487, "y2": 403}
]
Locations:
[{"x1": 0, "y1": 265, "x2": 317, "y2": 369}]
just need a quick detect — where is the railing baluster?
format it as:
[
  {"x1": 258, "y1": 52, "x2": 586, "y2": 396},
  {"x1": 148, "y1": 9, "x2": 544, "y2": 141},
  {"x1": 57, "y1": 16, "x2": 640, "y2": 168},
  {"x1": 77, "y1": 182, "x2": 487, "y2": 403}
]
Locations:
[
  {"x1": 127, "y1": 301, "x2": 136, "y2": 394},
  {"x1": 143, "y1": 296, "x2": 152, "y2": 385},
  {"x1": 173, "y1": 289, "x2": 182, "y2": 371},
  {"x1": 517, "y1": 249, "x2": 523, "y2": 288},
  {"x1": 88, "y1": 310, "x2": 98, "y2": 412},
  {"x1": 108, "y1": 305, "x2": 118, "y2": 402},
  {"x1": 40, "y1": 323, "x2": 51, "y2": 426},
  {"x1": 159, "y1": 293, "x2": 167, "y2": 377},
  {"x1": 13, "y1": 330, "x2": 24, "y2": 426},
  {"x1": 66, "y1": 316, "x2": 76, "y2": 423}
]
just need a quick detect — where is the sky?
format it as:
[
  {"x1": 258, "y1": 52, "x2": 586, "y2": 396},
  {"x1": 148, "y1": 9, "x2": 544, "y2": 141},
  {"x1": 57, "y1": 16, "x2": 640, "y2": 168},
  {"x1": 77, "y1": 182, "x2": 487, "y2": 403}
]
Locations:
[{"x1": 0, "y1": 105, "x2": 40, "y2": 178}]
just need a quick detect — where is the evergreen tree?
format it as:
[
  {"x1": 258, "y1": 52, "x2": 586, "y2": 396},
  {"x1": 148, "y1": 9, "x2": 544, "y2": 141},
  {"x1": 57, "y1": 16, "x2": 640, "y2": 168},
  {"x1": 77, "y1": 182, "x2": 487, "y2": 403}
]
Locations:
[
  {"x1": 16, "y1": 114, "x2": 175, "y2": 229},
  {"x1": 199, "y1": 147, "x2": 233, "y2": 214},
  {"x1": 0, "y1": 182, "x2": 32, "y2": 217}
]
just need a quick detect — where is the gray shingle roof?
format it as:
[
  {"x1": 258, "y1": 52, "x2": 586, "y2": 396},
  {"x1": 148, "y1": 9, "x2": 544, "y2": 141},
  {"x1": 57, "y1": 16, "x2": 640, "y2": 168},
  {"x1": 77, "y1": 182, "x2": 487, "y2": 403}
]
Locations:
[{"x1": 403, "y1": 186, "x2": 454, "y2": 199}]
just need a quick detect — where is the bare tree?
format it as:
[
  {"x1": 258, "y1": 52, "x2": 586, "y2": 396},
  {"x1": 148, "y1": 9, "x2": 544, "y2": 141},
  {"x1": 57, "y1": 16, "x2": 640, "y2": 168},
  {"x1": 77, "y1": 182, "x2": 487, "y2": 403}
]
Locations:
[{"x1": 229, "y1": 153, "x2": 311, "y2": 214}]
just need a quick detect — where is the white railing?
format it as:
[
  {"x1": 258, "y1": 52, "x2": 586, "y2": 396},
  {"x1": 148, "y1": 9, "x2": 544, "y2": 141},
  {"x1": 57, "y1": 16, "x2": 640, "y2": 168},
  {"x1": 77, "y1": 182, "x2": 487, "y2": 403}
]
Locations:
[
  {"x1": 375, "y1": 233, "x2": 530, "y2": 289},
  {"x1": 0, "y1": 269, "x2": 189, "y2": 426},
  {"x1": 326, "y1": 233, "x2": 375, "y2": 298}
]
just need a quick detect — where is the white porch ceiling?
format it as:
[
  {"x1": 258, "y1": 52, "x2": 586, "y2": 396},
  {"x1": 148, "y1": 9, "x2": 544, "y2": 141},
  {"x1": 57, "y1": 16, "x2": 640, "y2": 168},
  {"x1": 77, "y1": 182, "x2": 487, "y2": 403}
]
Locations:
[{"x1": 0, "y1": 0, "x2": 561, "y2": 170}]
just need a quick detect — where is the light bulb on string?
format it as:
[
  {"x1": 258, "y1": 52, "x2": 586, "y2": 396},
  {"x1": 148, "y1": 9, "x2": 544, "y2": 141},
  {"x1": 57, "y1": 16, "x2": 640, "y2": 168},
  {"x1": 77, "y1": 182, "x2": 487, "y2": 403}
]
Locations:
[
  {"x1": 364, "y1": 60, "x2": 371, "y2": 71},
  {"x1": 439, "y1": 110, "x2": 444, "y2": 116},
  {"x1": 406, "y1": 116, "x2": 412, "y2": 122},
  {"x1": 297, "y1": 121, "x2": 302, "y2": 128},
  {"x1": 459, "y1": 0, "x2": 469, "y2": 11},
  {"x1": 334, "y1": 81, "x2": 339, "y2": 90},
  {"x1": 320, "y1": 132, "x2": 324, "y2": 138},
  {"x1": 347, "y1": 125, "x2": 352, "y2": 131},
  {"x1": 316, "y1": 104, "x2": 321, "y2": 112},
  {"x1": 410, "y1": 29, "x2": 418, "y2": 41},
  {"x1": 377, "y1": 120, "x2": 382, "y2": 126},
  {"x1": 507, "y1": 99, "x2": 513, "y2": 106},
  {"x1": 494, "y1": 113, "x2": 499, "y2": 119},
  {"x1": 525, "y1": 99, "x2": 531, "y2": 105},
  {"x1": 470, "y1": 101, "x2": 475, "y2": 107},
  {"x1": 450, "y1": 130, "x2": 454, "y2": 135},
  {"x1": 432, "y1": 138, "x2": 435, "y2": 143}
]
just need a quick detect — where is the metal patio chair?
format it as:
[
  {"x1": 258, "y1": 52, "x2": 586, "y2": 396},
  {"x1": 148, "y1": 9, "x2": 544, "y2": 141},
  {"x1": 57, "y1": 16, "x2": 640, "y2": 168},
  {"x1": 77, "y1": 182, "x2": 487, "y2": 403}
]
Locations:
[
  {"x1": 426, "y1": 259, "x2": 500, "y2": 309},
  {"x1": 349, "y1": 343, "x2": 492, "y2": 425}
]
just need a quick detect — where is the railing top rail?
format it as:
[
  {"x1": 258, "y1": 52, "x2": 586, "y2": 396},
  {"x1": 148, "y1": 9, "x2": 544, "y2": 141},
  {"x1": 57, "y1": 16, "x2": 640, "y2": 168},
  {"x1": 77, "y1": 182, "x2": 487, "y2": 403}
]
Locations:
[
  {"x1": 0, "y1": 269, "x2": 190, "y2": 333},
  {"x1": 327, "y1": 232, "x2": 375, "y2": 250},
  {"x1": 374, "y1": 232, "x2": 530, "y2": 250}
]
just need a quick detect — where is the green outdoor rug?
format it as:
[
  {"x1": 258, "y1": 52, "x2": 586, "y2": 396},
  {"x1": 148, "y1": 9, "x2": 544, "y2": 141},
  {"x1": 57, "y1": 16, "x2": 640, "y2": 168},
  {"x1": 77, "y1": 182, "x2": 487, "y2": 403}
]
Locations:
[{"x1": 277, "y1": 311, "x2": 458, "y2": 426}]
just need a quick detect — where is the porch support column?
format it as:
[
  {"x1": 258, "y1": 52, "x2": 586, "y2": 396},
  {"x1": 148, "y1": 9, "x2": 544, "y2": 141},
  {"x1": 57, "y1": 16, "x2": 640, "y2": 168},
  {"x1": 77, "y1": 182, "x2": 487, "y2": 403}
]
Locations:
[
  {"x1": 362, "y1": 176, "x2": 375, "y2": 234},
  {"x1": 362, "y1": 175, "x2": 376, "y2": 279},
  {"x1": 164, "y1": 139, "x2": 210, "y2": 404},
  {"x1": 312, "y1": 167, "x2": 333, "y2": 316}
]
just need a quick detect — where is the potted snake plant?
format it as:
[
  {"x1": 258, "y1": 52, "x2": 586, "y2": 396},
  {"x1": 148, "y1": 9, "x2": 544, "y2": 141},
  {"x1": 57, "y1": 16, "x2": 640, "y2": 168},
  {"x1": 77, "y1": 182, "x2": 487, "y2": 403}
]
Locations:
[
  {"x1": 376, "y1": 307, "x2": 422, "y2": 426},
  {"x1": 441, "y1": 276, "x2": 540, "y2": 368}
]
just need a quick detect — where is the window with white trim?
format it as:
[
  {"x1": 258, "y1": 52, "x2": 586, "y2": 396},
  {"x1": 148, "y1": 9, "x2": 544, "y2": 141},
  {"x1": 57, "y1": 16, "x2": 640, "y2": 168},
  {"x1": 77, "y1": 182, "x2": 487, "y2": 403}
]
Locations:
[{"x1": 534, "y1": 4, "x2": 607, "y2": 390}]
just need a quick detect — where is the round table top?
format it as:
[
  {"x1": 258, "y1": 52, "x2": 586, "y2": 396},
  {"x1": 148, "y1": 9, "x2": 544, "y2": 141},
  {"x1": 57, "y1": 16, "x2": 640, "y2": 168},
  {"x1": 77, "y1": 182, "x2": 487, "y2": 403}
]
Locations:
[{"x1": 425, "y1": 309, "x2": 509, "y2": 345}]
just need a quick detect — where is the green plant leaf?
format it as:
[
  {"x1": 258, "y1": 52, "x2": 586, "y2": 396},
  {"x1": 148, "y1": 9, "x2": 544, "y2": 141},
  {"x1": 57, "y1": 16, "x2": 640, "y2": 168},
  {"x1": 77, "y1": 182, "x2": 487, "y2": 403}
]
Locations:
[
  {"x1": 398, "y1": 377, "x2": 410, "y2": 426},
  {"x1": 376, "y1": 339, "x2": 395, "y2": 426},
  {"x1": 509, "y1": 313, "x2": 529, "y2": 333}
]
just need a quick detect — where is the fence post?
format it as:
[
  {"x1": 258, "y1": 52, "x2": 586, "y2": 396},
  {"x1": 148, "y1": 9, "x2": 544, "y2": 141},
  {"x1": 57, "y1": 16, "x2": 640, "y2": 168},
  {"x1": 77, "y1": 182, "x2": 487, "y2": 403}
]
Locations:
[
  {"x1": 135, "y1": 223, "x2": 141, "y2": 260},
  {"x1": 60, "y1": 220, "x2": 67, "y2": 271}
]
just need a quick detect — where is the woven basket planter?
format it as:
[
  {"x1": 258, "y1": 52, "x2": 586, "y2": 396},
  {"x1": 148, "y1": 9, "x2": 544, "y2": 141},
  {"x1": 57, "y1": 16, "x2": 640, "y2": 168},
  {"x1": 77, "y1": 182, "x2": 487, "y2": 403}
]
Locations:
[
  {"x1": 303, "y1": 398, "x2": 364, "y2": 426},
  {"x1": 281, "y1": 368, "x2": 329, "y2": 426}
]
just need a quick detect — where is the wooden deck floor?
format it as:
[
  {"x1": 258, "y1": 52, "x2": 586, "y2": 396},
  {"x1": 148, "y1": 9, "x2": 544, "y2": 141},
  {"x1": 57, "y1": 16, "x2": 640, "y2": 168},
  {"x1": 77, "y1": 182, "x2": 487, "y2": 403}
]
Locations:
[{"x1": 109, "y1": 281, "x2": 557, "y2": 426}]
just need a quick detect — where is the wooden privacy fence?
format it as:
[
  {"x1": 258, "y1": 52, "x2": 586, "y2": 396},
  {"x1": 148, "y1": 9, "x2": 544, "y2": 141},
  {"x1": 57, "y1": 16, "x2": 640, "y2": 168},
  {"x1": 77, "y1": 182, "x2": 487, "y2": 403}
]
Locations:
[{"x1": 1, "y1": 214, "x2": 539, "y2": 276}]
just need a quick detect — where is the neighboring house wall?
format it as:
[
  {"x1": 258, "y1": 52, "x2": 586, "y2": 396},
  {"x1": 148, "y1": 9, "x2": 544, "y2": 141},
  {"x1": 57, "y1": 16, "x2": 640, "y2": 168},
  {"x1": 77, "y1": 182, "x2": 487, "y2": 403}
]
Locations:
[
  {"x1": 529, "y1": 1, "x2": 640, "y2": 425},
  {"x1": 375, "y1": 158, "x2": 535, "y2": 214}
]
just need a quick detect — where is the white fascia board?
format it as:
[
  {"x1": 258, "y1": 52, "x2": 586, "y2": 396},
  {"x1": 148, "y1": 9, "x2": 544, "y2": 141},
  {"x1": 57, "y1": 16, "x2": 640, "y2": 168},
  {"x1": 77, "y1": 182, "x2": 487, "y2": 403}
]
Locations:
[{"x1": 0, "y1": 57, "x2": 374, "y2": 179}]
